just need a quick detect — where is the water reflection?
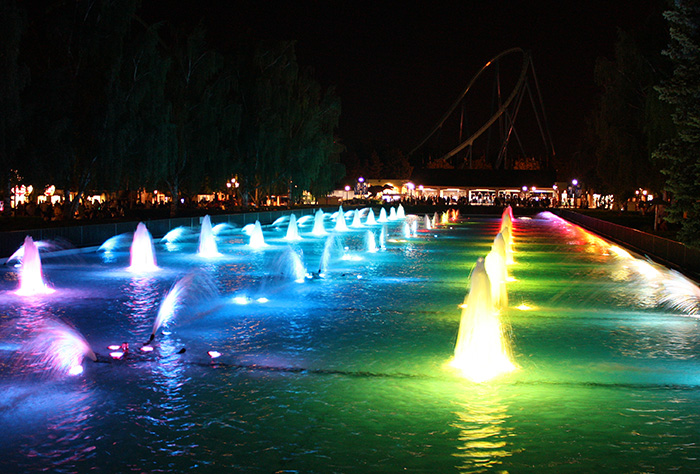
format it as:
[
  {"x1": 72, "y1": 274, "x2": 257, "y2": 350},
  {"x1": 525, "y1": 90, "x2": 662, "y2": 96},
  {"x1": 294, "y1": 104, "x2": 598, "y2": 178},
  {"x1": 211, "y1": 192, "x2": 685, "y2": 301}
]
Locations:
[
  {"x1": 452, "y1": 386, "x2": 513, "y2": 473},
  {"x1": 124, "y1": 276, "x2": 161, "y2": 336}
]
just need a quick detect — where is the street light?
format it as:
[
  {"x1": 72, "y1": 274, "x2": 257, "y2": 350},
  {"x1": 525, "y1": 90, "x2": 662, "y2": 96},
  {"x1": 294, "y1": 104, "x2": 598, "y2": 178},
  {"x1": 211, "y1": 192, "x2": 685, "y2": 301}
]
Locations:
[
  {"x1": 344, "y1": 185, "x2": 351, "y2": 201},
  {"x1": 406, "y1": 182, "x2": 415, "y2": 198}
]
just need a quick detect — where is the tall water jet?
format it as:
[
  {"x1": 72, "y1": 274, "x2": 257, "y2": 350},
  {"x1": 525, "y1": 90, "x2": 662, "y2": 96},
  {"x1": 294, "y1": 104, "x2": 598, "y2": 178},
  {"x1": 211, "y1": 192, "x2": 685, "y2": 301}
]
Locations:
[
  {"x1": 16, "y1": 236, "x2": 54, "y2": 296},
  {"x1": 249, "y1": 221, "x2": 267, "y2": 248},
  {"x1": 379, "y1": 224, "x2": 387, "y2": 250},
  {"x1": 319, "y1": 234, "x2": 342, "y2": 274},
  {"x1": 378, "y1": 208, "x2": 389, "y2": 223},
  {"x1": 441, "y1": 212, "x2": 449, "y2": 225},
  {"x1": 312, "y1": 209, "x2": 328, "y2": 236},
  {"x1": 198, "y1": 215, "x2": 221, "y2": 257},
  {"x1": 424, "y1": 214, "x2": 432, "y2": 230},
  {"x1": 351, "y1": 209, "x2": 363, "y2": 227},
  {"x1": 285, "y1": 214, "x2": 301, "y2": 241},
  {"x1": 484, "y1": 233, "x2": 508, "y2": 309},
  {"x1": 434, "y1": 212, "x2": 439, "y2": 227},
  {"x1": 402, "y1": 222, "x2": 412, "y2": 238},
  {"x1": 365, "y1": 230, "x2": 377, "y2": 253},
  {"x1": 389, "y1": 207, "x2": 398, "y2": 220},
  {"x1": 450, "y1": 258, "x2": 517, "y2": 383},
  {"x1": 499, "y1": 207, "x2": 514, "y2": 265},
  {"x1": 334, "y1": 206, "x2": 349, "y2": 231},
  {"x1": 501, "y1": 206, "x2": 514, "y2": 229},
  {"x1": 129, "y1": 223, "x2": 158, "y2": 272},
  {"x1": 397, "y1": 203, "x2": 406, "y2": 219},
  {"x1": 500, "y1": 225, "x2": 514, "y2": 265},
  {"x1": 366, "y1": 208, "x2": 377, "y2": 226},
  {"x1": 411, "y1": 218, "x2": 418, "y2": 237},
  {"x1": 7, "y1": 239, "x2": 52, "y2": 265}
]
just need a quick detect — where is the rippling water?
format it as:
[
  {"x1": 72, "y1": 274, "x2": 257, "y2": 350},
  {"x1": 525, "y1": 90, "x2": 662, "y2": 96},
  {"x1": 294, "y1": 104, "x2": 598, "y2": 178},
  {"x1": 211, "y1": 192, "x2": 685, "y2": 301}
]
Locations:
[{"x1": 1, "y1": 213, "x2": 700, "y2": 473}]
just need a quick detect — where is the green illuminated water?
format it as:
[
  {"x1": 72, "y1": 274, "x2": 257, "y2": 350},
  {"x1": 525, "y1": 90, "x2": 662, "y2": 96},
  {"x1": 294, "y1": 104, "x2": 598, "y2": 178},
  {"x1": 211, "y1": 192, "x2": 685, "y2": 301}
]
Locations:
[{"x1": 1, "y1": 212, "x2": 700, "y2": 472}]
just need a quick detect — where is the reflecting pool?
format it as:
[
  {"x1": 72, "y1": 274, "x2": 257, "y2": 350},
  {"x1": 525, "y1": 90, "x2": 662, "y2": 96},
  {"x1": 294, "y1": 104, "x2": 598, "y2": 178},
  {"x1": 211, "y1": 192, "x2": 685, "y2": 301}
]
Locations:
[{"x1": 1, "y1": 210, "x2": 700, "y2": 473}]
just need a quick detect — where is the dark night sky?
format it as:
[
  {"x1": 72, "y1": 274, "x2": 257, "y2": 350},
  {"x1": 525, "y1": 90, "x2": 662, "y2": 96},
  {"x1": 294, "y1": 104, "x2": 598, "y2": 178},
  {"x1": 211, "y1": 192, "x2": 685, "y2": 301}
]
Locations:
[{"x1": 143, "y1": 0, "x2": 666, "y2": 165}]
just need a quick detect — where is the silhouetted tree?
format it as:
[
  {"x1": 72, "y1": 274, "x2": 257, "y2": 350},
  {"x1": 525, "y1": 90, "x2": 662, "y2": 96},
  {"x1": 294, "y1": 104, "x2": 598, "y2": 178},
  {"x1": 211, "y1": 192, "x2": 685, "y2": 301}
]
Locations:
[
  {"x1": 655, "y1": 0, "x2": 700, "y2": 247},
  {"x1": 0, "y1": 0, "x2": 28, "y2": 214},
  {"x1": 593, "y1": 26, "x2": 672, "y2": 202}
]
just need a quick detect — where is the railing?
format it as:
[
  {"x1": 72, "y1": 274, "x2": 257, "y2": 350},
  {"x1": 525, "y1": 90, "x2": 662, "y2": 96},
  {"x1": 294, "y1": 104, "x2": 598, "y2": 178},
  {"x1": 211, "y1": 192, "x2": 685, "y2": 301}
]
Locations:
[
  {"x1": 554, "y1": 209, "x2": 700, "y2": 279},
  {"x1": 0, "y1": 208, "x2": 329, "y2": 258}
]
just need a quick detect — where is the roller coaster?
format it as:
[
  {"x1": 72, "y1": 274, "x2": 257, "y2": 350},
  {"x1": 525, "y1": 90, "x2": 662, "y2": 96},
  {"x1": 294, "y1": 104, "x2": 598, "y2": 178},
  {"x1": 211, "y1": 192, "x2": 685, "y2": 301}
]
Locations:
[{"x1": 410, "y1": 48, "x2": 555, "y2": 170}]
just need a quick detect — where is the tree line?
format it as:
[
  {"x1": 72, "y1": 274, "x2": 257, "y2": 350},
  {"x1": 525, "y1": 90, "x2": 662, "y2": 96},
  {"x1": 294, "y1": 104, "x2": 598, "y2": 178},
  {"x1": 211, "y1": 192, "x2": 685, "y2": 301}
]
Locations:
[
  {"x1": 584, "y1": 0, "x2": 700, "y2": 247},
  {"x1": 0, "y1": 0, "x2": 344, "y2": 218}
]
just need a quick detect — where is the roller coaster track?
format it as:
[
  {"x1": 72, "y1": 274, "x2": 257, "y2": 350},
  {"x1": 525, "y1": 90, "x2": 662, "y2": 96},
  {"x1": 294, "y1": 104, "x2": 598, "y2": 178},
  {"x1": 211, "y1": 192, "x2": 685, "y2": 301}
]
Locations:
[{"x1": 410, "y1": 48, "x2": 554, "y2": 168}]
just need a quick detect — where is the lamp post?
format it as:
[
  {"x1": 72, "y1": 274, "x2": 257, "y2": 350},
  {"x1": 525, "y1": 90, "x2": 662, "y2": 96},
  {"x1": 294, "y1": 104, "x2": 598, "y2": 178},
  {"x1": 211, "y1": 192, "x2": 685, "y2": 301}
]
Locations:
[
  {"x1": 406, "y1": 182, "x2": 415, "y2": 199},
  {"x1": 356, "y1": 176, "x2": 366, "y2": 198},
  {"x1": 344, "y1": 185, "x2": 351, "y2": 201}
]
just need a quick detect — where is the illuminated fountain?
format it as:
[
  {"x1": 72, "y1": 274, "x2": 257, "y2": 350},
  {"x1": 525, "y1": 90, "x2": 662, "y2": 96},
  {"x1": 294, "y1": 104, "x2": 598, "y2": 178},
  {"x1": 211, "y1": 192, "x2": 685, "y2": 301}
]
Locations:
[
  {"x1": 365, "y1": 230, "x2": 377, "y2": 253},
  {"x1": 334, "y1": 206, "x2": 349, "y2": 231},
  {"x1": 285, "y1": 214, "x2": 301, "y2": 241},
  {"x1": 350, "y1": 210, "x2": 363, "y2": 228},
  {"x1": 198, "y1": 215, "x2": 221, "y2": 257},
  {"x1": 162, "y1": 226, "x2": 192, "y2": 244},
  {"x1": 269, "y1": 248, "x2": 307, "y2": 283},
  {"x1": 23, "y1": 319, "x2": 96, "y2": 376},
  {"x1": 484, "y1": 233, "x2": 508, "y2": 309},
  {"x1": 365, "y1": 209, "x2": 377, "y2": 226},
  {"x1": 389, "y1": 207, "x2": 398, "y2": 220},
  {"x1": 312, "y1": 209, "x2": 327, "y2": 236},
  {"x1": 397, "y1": 204, "x2": 406, "y2": 219},
  {"x1": 151, "y1": 273, "x2": 218, "y2": 340},
  {"x1": 249, "y1": 221, "x2": 267, "y2": 248},
  {"x1": 15, "y1": 236, "x2": 54, "y2": 296},
  {"x1": 441, "y1": 211, "x2": 449, "y2": 225},
  {"x1": 129, "y1": 222, "x2": 158, "y2": 272},
  {"x1": 450, "y1": 257, "x2": 517, "y2": 383},
  {"x1": 378, "y1": 208, "x2": 389, "y2": 222},
  {"x1": 424, "y1": 214, "x2": 432, "y2": 230},
  {"x1": 6, "y1": 239, "x2": 51, "y2": 265},
  {"x1": 319, "y1": 234, "x2": 342, "y2": 275},
  {"x1": 6, "y1": 210, "x2": 700, "y2": 472},
  {"x1": 402, "y1": 222, "x2": 411, "y2": 239},
  {"x1": 499, "y1": 207, "x2": 514, "y2": 264}
]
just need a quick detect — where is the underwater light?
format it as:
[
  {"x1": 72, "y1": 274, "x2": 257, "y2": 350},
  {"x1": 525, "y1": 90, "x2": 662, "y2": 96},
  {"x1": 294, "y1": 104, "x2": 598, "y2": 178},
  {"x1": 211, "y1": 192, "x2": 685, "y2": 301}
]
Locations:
[
  {"x1": 256, "y1": 297, "x2": 269, "y2": 303},
  {"x1": 208, "y1": 351, "x2": 222, "y2": 358},
  {"x1": 108, "y1": 345, "x2": 120, "y2": 351},
  {"x1": 516, "y1": 304, "x2": 534, "y2": 311},
  {"x1": 68, "y1": 365, "x2": 84, "y2": 376},
  {"x1": 140, "y1": 346, "x2": 154, "y2": 352},
  {"x1": 233, "y1": 296, "x2": 250, "y2": 305},
  {"x1": 110, "y1": 351, "x2": 124, "y2": 359}
]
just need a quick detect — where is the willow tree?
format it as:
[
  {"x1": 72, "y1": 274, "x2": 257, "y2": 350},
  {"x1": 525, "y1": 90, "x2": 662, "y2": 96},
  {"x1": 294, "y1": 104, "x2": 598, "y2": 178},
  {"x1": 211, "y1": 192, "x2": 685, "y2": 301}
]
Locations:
[
  {"x1": 593, "y1": 26, "x2": 672, "y2": 202},
  {"x1": 156, "y1": 26, "x2": 232, "y2": 215},
  {"x1": 280, "y1": 68, "x2": 342, "y2": 202},
  {"x1": 96, "y1": 24, "x2": 171, "y2": 203},
  {"x1": 21, "y1": 0, "x2": 139, "y2": 218},
  {"x1": 655, "y1": 0, "x2": 700, "y2": 247}
]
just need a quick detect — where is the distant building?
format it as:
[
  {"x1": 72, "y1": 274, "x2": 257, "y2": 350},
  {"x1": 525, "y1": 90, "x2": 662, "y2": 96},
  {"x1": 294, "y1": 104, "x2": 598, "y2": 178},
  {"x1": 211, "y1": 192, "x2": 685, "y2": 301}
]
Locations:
[{"x1": 360, "y1": 168, "x2": 558, "y2": 205}]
